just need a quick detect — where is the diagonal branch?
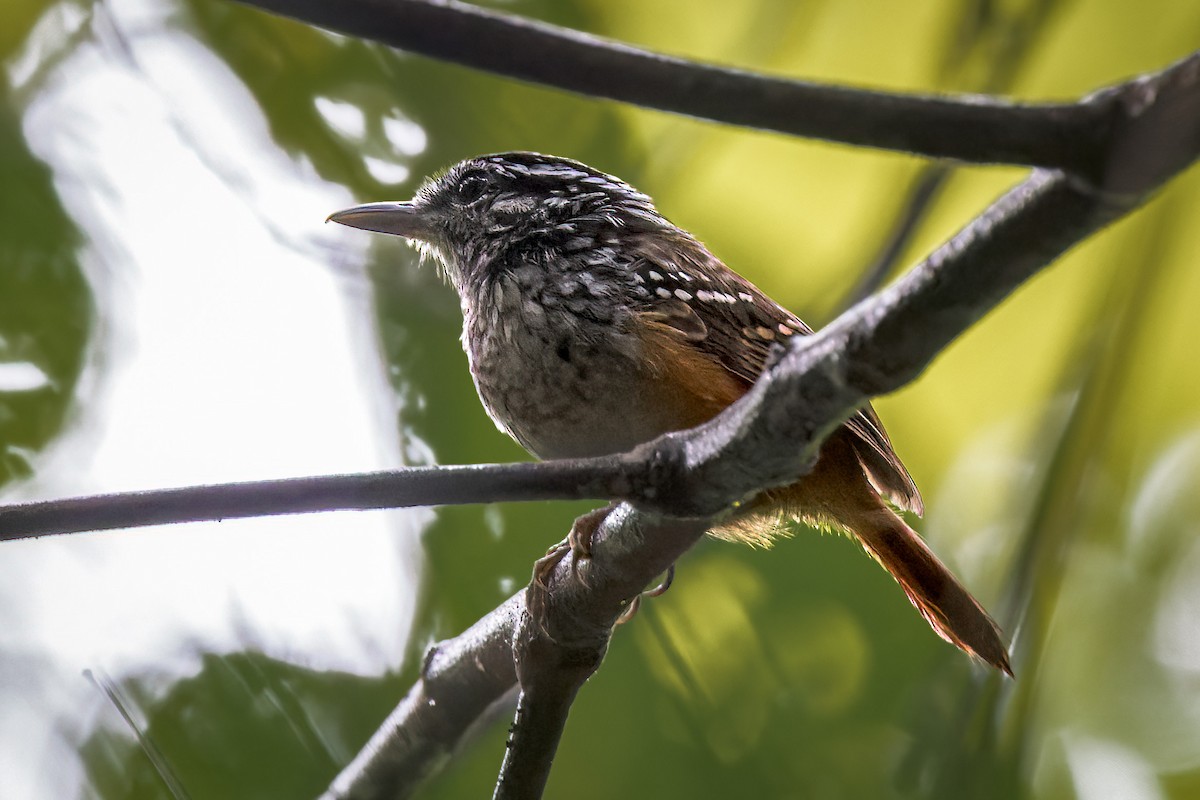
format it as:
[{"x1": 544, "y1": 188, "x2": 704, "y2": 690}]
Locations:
[
  {"x1": 233, "y1": 0, "x2": 1113, "y2": 175},
  {"x1": 321, "y1": 596, "x2": 522, "y2": 800}
]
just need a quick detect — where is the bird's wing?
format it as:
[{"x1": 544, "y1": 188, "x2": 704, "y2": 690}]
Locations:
[{"x1": 628, "y1": 230, "x2": 923, "y2": 515}]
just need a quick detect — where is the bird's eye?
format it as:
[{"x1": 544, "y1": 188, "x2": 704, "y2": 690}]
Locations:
[{"x1": 455, "y1": 173, "x2": 489, "y2": 205}]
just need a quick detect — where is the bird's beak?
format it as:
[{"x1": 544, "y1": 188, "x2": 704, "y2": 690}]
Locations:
[{"x1": 326, "y1": 201, "x2": 431, "y2": 240}]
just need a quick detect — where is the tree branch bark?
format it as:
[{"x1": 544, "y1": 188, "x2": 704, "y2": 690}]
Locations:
[
  {"x1": 320, "y1": 596, "x2": 521, "y2": 800},
  {"x1": 233, "y1": 0, "x2": 1114, "y2": 175},
  {"x1": 0, "y1": 460, "x2": 628, "y2": 542}
]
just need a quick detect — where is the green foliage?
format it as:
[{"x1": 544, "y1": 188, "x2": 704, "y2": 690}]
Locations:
[
  {"x1": 80, "y1": 652, "x2": 408, "y2": 800},
  {"x1": 0, "y1": 78, "x2": 89, "y2": 485}
]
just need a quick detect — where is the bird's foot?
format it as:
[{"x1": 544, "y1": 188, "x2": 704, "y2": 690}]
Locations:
[
  {"x1": 527, "y1": 504, "x2": 674, "y2": 627},
  {"x1": 532, "y1": 504, "x2": 612, "y2": 588},
  {"x1": 528, "y1": 505, "x2": 615, "y2": 625}
]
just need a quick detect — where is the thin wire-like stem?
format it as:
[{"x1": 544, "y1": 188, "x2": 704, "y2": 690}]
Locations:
[{"x1": 841, "y1": 165, "x2": 952, "y2": 310}]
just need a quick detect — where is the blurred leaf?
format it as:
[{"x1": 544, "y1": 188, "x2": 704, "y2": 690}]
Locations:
[
  {"x1": 78, "y1": 652, "x2": 407, "y2": 800},
  {"x1": 0, "y1": 75, "x2": 90, "y2": 487}
]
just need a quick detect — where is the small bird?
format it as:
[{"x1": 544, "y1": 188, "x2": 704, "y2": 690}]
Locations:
[{"x1": 330, "y1": 152, "x2": 1011, "y2": 675}]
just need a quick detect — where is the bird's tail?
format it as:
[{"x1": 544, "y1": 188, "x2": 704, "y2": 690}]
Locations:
[
  {"x1": 845, "y1": 504, "x2": 1012, "y2": 675},
  {"x1": 708, "y1": 428, "x2": 1012, "y2": 675}
]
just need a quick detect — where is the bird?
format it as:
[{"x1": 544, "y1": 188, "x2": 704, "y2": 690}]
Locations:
[{"x1": 329, "y1": 152, "x2": 1012, "y2": 675}]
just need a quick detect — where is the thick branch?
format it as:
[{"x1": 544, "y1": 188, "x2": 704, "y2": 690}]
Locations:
[
  {"x1": 321, "y1": 510, "x2": 710, "y2": 796},
  {"x1": 234, "y1": 0, "x2": 1111, "y2": 173},
  {"x1": 321, "y1": 597, "x2": 522, "y2": 800},
  {"x1": 620, "y1": 55, "x2": 1200, "y2": 521}
]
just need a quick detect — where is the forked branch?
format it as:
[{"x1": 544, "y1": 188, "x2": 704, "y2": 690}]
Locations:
[{"x1": 1, "y1": 2, "x2": 1196, "y2": 797}]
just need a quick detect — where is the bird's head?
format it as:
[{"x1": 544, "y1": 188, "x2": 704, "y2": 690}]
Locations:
[{"x1": 328, "y1": 152, "x2": 668, "y2": 293}]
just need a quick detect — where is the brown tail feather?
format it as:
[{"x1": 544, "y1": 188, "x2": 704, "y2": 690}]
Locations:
[
  {"x1": 708, "y1": 430, "x2": 1011, "y2": 675},
  {"x1": 848, "y1": 506, "x2": 1012, "y2": 676}
]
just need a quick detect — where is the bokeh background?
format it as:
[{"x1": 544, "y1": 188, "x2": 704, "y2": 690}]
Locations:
[{"x1": 2, "y1": 1, "x2": 1199, "y2": 798}]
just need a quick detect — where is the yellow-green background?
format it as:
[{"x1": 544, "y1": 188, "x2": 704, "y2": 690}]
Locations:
[{"x1": 3, "y1": 1, "x2": 1200, "y2": 798}]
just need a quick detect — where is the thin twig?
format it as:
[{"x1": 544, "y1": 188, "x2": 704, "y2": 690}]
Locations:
[
  {"x1": 0, "y1": 459, "x2": 628, "y2": 542},
  {"x1": 493, "y1": 670, "x2": 586, "y2": 799},
  {"x1": 489, "y1": 506, "x2": 712, "y2": 800},
  {"x1": 85, "y1": 669, "x2": 192, "y2": 800}
]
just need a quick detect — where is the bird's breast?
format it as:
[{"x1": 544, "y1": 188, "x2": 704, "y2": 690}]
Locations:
[{"x1": 461, "y1": 274, "x2": 690, "y2": 459}]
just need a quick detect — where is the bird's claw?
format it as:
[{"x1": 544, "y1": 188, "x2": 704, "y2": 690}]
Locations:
[
  {"x1": 527, "y1": 505, "x2": 614, "y2": 625},
  {"x1": 616, "y1": 564, "x2": 676, "y2": 625},
  {"x1": 528, "y1": 505, "x2": 674, "y2": 628},
  {"x1": 531, "y1": 505, "x2": 609, "y2": 588}
]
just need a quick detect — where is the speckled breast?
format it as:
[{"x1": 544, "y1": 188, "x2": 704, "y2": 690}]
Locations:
[{"x1": 461, "y1": 270, "x2": 679, "y2": 460}]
